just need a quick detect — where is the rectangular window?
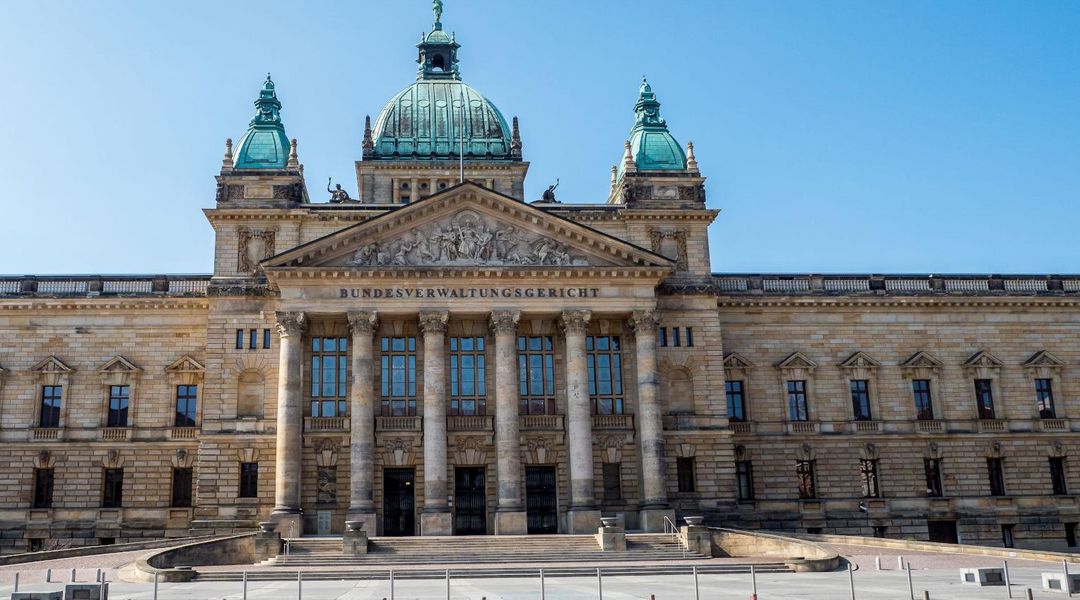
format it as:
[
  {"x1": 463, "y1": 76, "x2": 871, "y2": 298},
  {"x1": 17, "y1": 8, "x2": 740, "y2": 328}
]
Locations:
[
  {"x1": 1050, "y1": 457, "x2": 1068, "y2": 496},
  {"x1": 249, "y1": 328, "x2": 257, "y2": 350},
  {"x1": 975, "y1": 379, "x2": 996, "y2": 419},
  {"x1": 736, "y1": 460, "x2": 754, "y2": 501},
  {"x1": 518, "y1": 336, "x2": 555, "y2": 415},
  {"x1": 873, "y1": 526, "x2": 887, "y2": 538},
  {"x1": 380, "y1": 337, "x2": 417, "y2": 416},
  {"x1": 235, "y1": 329, "x2": 244, "y2": 350},
  {"x1": 850, "y1": 380, "x2": 872, "y2": 421},
  {"x1": 174, "y1": 385, "x2": 198, "y2": 427},
  {"x1": 726, "y1": 380, "x2": 746, "y2": 422},
  {"x1": 924, "y1": 458, "x2": 943, "y2": 497},
  {"x1": 677, "y1": 457, "x2": 696, "y2": 493},
  {"x1": 33, "y1": 468, "x2": 54, "y2": 509},
  {"x1": 787, "y1": 380, "x2": 809, "y2": 422},
  {"x1": 449, "y1": 337, "x2": 486, "y2": 416},
  {"x1": 263, "y1": 328, "x2": 271, "y2": 350},
  {"x1": 602, "y1": 462, "x2": 622, "y2": 501},
  {"x1": 39, "y1": 385, "x2": 62, "y2": 428},
  {"x1": 987, "y1": 458, "x2": 1006, "y2": 496},
  {"x1": 860, "y1": 459, "x2": 880, "y2": 498},
  {"x1": 239, "y1": 462, "x2": 259, "y2": 498},
  {"x1": 1036, "y1": 378, "x2": 1056, "y2": 419},
  {"x1": 1001, "y1": 524, "x2": 1015, "y2": 548},
  {"x1": 913, "y1": 379, "x2": 934, "y2": 420},
  {"x1": 659, "y1": 327, "x2": 667, "y2": 347},
  {"x1": 1066, "y1": 523, "x2": 1077, "y2": 548},
  {"x1": 587, "y1": 336, "x2": 624, "y2": 415},
  {"x1": 797, "y1": 460, "x2": 817, "y2": 499},
  {"x1": 311, "y1": 337, "x2": 349, "y2": 418},
  {"x1": 27, "y1": 539, "x2": 43, "y2": 552},
  {"x1": 106, "y1": 385, "x2": 130, "y2": 428},
  {"x1": 685, "y1": 327, "x2": 694, "y2": 347},
  {"x1": 672, "y1": 327, "x2": 681, "y2": 347},
  {"x1": 102, "y1": 468, "x2": 123, "y2": 508},
  {"x1": 171, "y1": 467, "x2": 193, "y2": 507}
]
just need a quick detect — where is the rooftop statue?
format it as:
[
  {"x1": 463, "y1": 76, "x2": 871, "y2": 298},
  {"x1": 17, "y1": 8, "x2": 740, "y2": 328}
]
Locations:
[
  {"x1": 328, "y1": 178, "x2": 352, "y2": 203},
  {"x1": 541, "y1": 179, "x2": 560, "y2": 203},
  {"x1": 433, "y1": 0, "x2": 443, "y2": 25}
]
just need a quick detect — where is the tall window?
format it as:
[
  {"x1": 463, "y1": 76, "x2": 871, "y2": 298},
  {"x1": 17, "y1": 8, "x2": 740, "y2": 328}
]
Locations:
[
  {"x1": 860, "y1": 459, "x2": 880, "y2": 498},
  {"x1": 1036, "y1": 379, "x2": 1056, "y2": 419},
  {"x1": 659, "y1": 328, "x2": 667, "y2": 347},
  {"x1": 171, "y1": 467, "x2": 193, "y2": 507},
  {"x1": 518, "y1": 336, "x2": 555, "y2": 415},
  {"x1": 1050, "y1": 457, "x2": 1068, "y2": 496},
  {"x1": 249, "y1": 328, "x2": 258, "y2": 350},
  {"x1": 106, "y1": 385, "x2": 130, "y2": 427},
  {"x1": 311, "y1": 337, "x2": 348, "y2": 417},
  {"x1": 726, "y1": 380, "x2": 747, "y2": 422},
  {"x1": 796, "y1": 460, "x2": 817, "y2": 499},
  {"x1": 975, "y1": 379, "x2": 996, "y2": 419},
  {"x1": 39, "y1": 385, "x2": 62, "y2": 428},
  {"x1": 239, "y1": 462, "x2": 259, "y2": 498},
  {"x1": 380, "y1": 337, "x2": 416, "y2": 416},
  {"x1": 850, "y1": 380, "x2": 872, "y2": 421},
  {"x1": 787, "y1": 380, "x2": 809, "y2": 422},
  {"x1": 263, "y1": 328, "x2": 272, "y2": 350},
  {"x1": 912, "y1": 379, "x2": 934, "y2": 420},
  {"x1": 987, "y1": 458, "x2": 1006, "y2": 496},
  {"x1": 602, "y1": 462, "x2": 622, "y2": 501},
  {"x1": 174, "y1": 385, "x2": 197, "y2": 427},
  {"x1": 924, "y1": 458, "x2": 943, "y2": 497},
  {"x1": 1001, "y1": 524, "x2": 1015, "y2": 548},
  {"x1": 33, "y1": 468, "x2": 54, "y2": 509},
  {"x1": 449, "y1": 337, "x2": 486, "y2": 416},
  {"x1": 235, "y1": 329, "x2": 244, "y2": 349},
  {"x1": 685, "y1": 327, "x2": 694, "y2": 347},
  {"x1": 672, "y1": 328, "x2": 681, "y2": 347},
  {"x1": 587, "y1": 336, "x2": 623, "y2": 415},
  {"x1": 677, "y1": 457, "x2": 696, "y2": 492},
  {"x1": 102, "y1": 468, "x2": 124, "y2": 508},
  {"x1": 736, "y1": 460, "x2": 754, "y2": 501}
]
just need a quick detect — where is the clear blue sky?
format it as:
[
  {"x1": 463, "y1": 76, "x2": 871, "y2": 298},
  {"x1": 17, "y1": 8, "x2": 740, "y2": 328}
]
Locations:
[{"x1": 1, "y1": 1, "x2": 1078, "y2": 275}]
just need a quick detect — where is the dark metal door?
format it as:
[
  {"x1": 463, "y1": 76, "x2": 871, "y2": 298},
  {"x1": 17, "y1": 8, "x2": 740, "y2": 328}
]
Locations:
[
  {"x1": 454, "y1": 467, "x2": 487, "y2": 535},
  {"x1": 526, "y1": 466, "x2": 558, "y2": 534},
  {"x1": 383, "y1": 468, "x2": 415, "y2": 536}
]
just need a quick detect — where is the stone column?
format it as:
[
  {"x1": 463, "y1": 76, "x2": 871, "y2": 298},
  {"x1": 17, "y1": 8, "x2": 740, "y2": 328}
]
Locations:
[
  {"x1": 419, "y1": 310, "x2": 452, "y2": 535},
  {"x1": 347, "y1": 310, "x2": 378, "y2": 534},
  {"x1": 561, "y1": 309, "x2": 601, "y2": 533},
  {"x1": 272, "y1": 311, "x2": 307, "y2": 536},
  {"x1": 630, "y1": 310, "x2": 674, "y2": 532},
  {"x1": 491, "y1": 310, "x2": 527, "y2": 534}
]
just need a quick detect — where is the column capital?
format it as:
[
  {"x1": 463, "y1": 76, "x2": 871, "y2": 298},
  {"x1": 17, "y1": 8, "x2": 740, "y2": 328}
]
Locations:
[
  {"x1": 489, "y1": 310, "x2": 520, "y2": 335},
  {"x1": 418, "y1": 310, "x2": 449, "y2": 334},
  {"x1": 347, "y1": 311, "x2": 379, "y2": 336},
  {"x1": 275, "y1": 311, "x2": 307, "y2": 338},
  {"x1": 558, "y1": 310, "x2": 591, "y2": 334},
  {"x1": 628, "y1": 310, "x2": 661, "y2": 335}
]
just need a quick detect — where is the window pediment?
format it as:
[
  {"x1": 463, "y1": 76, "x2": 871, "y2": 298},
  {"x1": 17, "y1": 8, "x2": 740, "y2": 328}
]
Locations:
[
  {"x1": 839, "y1": 351, "x2": 880, "y2": 370},
  {"x1": 900, "y1": 351, "x2": 943, "y2": 370},
  {"x1": 99, "y1": 356, "x2": 141, "y2": 386},
  {"x1": 1022, "y1": 350, "x2": 1064, "y2": 370},
  {"x1": 723, "y1": 352, "x2": 754, "y2": 372},
  {"x1": 33, "y1": 356, "x2": 73, "y2": 374},
  {"x1": 776, "y1": 351, "x2": 817, "y2": 373},
  {"x1": 962, "y1": 350, "x2": 1003, "y2": 371}
]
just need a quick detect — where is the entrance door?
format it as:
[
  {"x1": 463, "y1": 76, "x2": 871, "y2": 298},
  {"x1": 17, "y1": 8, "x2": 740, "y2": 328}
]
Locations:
[
  {"x1": 454, "y1": 467, "x2": 487, "y2": 535},
  {"x1": 383, "y1": 468, "x2": 415, "y2": 536},
  {"x1": 927, "y1": 519, "x2": 959, "y2": 544},
  {"x1": 526, "y1": 466, "x2": 558, "y2": 534}
]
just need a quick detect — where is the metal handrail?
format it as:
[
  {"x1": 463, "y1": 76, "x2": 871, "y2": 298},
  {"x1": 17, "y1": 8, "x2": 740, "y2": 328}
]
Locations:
[{"x1": 663, "y1": 515, "x2": 688, "y2": 552}]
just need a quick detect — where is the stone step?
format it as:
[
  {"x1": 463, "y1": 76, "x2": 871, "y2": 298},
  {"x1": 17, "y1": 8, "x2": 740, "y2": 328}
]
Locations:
[{"x1": 266, "y1": 553, "x2": 708, "y2": 566}]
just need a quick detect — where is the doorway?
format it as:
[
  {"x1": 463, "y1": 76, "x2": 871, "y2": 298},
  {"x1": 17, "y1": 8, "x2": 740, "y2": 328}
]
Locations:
[
  {"x1": 526, "y1": 466, "x2": 558, "y2": 534},
  {"x1": 383, "y1": 468, "x2": 415, "y2": 536},
  {"x1": 454, "y1": 467, "x2": 487, "y2": 535}
]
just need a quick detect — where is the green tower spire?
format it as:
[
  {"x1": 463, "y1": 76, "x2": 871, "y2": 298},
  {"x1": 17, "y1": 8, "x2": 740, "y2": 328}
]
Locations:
[
  {"x1": 233, "y1": 74, "x2": 292, "y2": 170},
  {"x1": 619, "y1": 76, "x2": 687, "y2": 173}
]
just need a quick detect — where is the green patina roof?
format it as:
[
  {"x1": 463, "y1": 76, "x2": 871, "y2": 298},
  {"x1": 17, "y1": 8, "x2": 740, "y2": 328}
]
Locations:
[
  {"x1": 233, "y1": 74, "x2": 291, "y2": 170},
  {"x1": 619, "y1": 77, "x2": 687, "y2": 174},
  {"x1": 368, "y1": 4, "x2": 515, "y2": 161}
]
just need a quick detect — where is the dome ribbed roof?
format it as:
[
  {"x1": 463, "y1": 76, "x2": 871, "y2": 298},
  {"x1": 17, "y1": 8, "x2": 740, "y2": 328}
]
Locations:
[
  {"x1": 619, "y1": 78, "x2": 687, "y2": 174},
  {"x1": 234, "y1": 75, "x2": 291, "y2": 170}
]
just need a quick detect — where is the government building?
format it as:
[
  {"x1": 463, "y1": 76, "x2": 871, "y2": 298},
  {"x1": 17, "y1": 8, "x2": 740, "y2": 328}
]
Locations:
[{"x1": 1, "y1": 6, "x2": 1079, "y2": 554}]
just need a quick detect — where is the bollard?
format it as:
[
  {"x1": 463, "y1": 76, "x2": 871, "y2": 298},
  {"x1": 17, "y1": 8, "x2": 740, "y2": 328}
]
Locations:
[
  {"x1": 693, "y1": 565, "x2": 700, "y2": 600},
  {"x1": 71, "y1": 567, "x2": 76, "y2": 582},
  {"x1": 848, "y1": 562, "x2": 856, "y2": 600},
  {"x1": 298, "y1": 570, "x2": 303, "y2": 599},
  {"x1": 1065, "y1": 560, "x2": 1073, "y2": 598},
  {"x1": 751, "y1": 563, "x2": 758, "y2": 599},
  {"x1": 154, "y1": 571, "x2": 159, "y2": 600},
  {"x1": 540, "y1": 568, "x2": 545, "y2": 600},
  {"x1": 390, "y1": 568, "x2": 395, "y2": 600},
  {"x1": 243, "y1": 571, "x2": 248, "y2": 600},
  {"x1": 923, "y1": 592, "x2": 929, "y2": 600},
  {"x1": 45, "y1": 567, "x2": 51, "y2": 582},
  {"x1": 1004, "y1": 560, "x2": 1012, "y2": 599},
  {"x1": 96, "y1": 568, "x2": 102, "y2": 583},
  {"x1": 875, "y1": 556, "x2": 881, "y2": 571},
  {"x1": 13, "y1": 572, "x2": 18, "y2": 592},
  {"x1": 597, "y1": 567, "x2": 603, "y2": 600},
  {"x1": 1026, "y1": 588, "x2": 1034, "y2": 600},
  {"x1": 898, "y1": 555, "x2": 905, "y2": 570},
  {"x1": 906, "y1": 562, "x2": 915, "y2": 600},
  {"x1": 446, "y1": 568, "x2": 450, "y2": 600}
]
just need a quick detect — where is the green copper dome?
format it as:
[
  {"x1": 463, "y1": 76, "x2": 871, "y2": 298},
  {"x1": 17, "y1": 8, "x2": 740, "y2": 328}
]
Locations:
[
  {"x1": 619, "y1": 78, "x2": 687, "y2": 174},
  {"x1": 366, "y1": 4, "x2": 518, "y2": 161},
  {"x1": 233, "y1": 74, "x2": 291, "y2": 170}
]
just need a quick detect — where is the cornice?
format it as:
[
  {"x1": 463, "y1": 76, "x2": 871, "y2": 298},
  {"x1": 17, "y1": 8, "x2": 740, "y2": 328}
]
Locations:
[
  {"x1": 0, "y1": 299, "x2": 209, "y2": 311},
  {"x1": 268, "y1": 266, "x2": 672, "y2": 282},
  {"x1": 717, "y1": 296, "x2": 1080, "y2": 309}
]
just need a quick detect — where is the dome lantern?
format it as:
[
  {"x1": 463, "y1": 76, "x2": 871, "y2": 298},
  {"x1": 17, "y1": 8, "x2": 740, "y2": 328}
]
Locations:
[
  {"x1": 618, "y1": 77, "x2": 687, "y2": 174},
  {"x1": 233, "y1": 74, "x2": 292, "y2": 171}
]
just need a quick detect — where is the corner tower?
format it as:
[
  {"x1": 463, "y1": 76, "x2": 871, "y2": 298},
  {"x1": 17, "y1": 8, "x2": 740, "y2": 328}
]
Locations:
[{"x1": 355, "y1": 2, "x2": 527, "y2": 203}]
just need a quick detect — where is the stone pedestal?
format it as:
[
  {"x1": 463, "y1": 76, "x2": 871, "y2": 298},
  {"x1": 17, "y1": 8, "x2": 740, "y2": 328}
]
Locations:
[
  {"x1": 681, "y1": 523, "x2": 713, "y2": 557},
  {"x1": 420, "y1": 511, "x2": 453, "y2": 536},
  {"x1": 597, "y1": 518, "x2": 626, "y2": 552},
  {"x1": 253, "y1": 522, "x2": 282, "y2": 561},
  {"x1": 344, "y1": 511, "x2": 378, "y2": 538},
  {"x1": 343, "y1": 521, "x2": 369, "y2": 555},
  {"x1": 640, "y1": 508, "x2": 676, "y2": 533},
  {"x1": 566, "y1": 508, "x2": 602, "y2": 534},
  {"x1": 272, "y1": 513, "x2": 302, "y2": 539},
  {"x1": 494, "y1": 510, "x2": 528, "y2": 535}
]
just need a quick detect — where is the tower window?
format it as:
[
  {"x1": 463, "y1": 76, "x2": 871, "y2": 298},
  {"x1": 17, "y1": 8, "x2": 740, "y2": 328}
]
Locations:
[{"x1": 431, "y1": 54, "x2": 446, "y2": 71}]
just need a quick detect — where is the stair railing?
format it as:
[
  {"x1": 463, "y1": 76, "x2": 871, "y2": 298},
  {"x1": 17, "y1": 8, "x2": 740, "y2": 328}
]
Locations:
[{"x1": 662, "y1": 515, "x2": 688, "y2": 553}]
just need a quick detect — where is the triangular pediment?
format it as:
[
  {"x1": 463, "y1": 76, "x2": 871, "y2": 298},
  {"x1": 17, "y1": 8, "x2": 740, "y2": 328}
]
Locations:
[
  {"x1": 962, "y1": 350, "x2": 1003, "y2": 370},
  {"x1": 99, "y1": 356, "x2": 141, "y2": 373},
  {"x1": 263, "y1": 183, "x2": 674, "y2": 272},
  {"x1": 776, "y1": 351, "x2": 817, "y2": 371},
  {"x1": 839, "y1": 351, "x2": 881, "y2": 369},
  {"x1": 32, "y1": 356, "x2": 73, "y2": 374},
  {"x1": 900, "y1": 351, "x2": 943, "y2": 370},
  {"x1": 166, "y1": 355, "x2": 206, "y2": 374},
  {"x1": 1022, "y1": 350, "x2": 1065, "y2": 369},
  {"x1": 723, "y1": 352, "x2": 754, "y2": 371}
]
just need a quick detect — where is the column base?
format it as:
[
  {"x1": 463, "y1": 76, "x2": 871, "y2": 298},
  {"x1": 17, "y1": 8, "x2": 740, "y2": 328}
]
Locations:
[
  {"x1": 271, "y1": 512, "x2": 303, "y2": 538},
  {"x1": 494, "y1": 510, "x2": 528, "y2": 535},
  {"x1": 345, "y1": 510, "x2": 378, "y2": 537},
  {"x1": 639, "y1": 507, "x2": 676, "y2": 533},
  {"x1": 420, "y1": 511, "x2": 453, "y2": 536},
  {"x1": 566, "y1": 508, "x2": 602, "y2": 534}
]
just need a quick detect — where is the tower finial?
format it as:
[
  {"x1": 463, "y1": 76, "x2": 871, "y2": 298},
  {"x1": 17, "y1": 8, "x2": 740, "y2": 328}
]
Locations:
[
  {"x1": 222, "y1": 138, "x2": 234, "y2": 169},
  {"x1": 362, "y1": 115, "x2": 374, "y2": 157},
  {"x1": 622, "y1": 140, "x2": 636, "y2": 173},
  {"x1": 511, "y1": 116, "x2": 522, "y2": 158},
  {"x1": 287, "y1": 138, "x2": 300, "y2": 168},
  {"x1": 686, "y1": 141, "x2": 698, "y2": 171},
  {"x1": 433, "y1": 0, "x2": 444, "y2": 30}
]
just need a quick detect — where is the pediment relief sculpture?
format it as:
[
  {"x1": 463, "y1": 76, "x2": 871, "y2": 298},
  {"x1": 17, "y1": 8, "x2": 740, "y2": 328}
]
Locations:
[{"x1": 344, "y1": 210, "x2": 588, "y2": 267}]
